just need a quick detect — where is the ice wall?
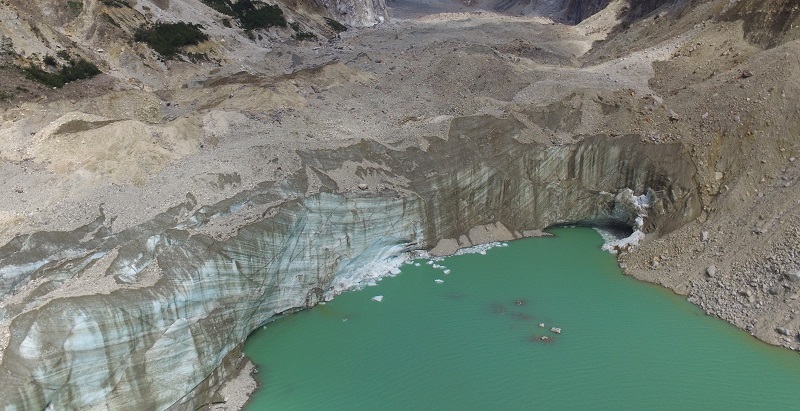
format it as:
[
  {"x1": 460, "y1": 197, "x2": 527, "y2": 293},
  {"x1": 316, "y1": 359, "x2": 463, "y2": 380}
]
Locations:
[{"x1": 0, "y1": 116, "x2": 700, "y2": 410}]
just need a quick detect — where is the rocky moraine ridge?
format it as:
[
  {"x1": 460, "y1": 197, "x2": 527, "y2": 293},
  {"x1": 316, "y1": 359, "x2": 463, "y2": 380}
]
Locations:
[{"x1": 0, "y1": 0, "x2": 799, "y2": 409}]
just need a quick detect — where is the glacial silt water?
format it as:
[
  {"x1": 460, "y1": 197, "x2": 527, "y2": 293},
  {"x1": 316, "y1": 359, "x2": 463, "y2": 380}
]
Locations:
[{"x1": 244, "y1": 227, "x2": 800, "y2": 410}]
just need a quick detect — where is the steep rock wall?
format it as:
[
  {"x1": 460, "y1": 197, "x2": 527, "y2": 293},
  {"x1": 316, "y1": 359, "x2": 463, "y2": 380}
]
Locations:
[
  {"x1": 316, "y1": 0, "x2": 387, "y2": 26},
  {"x1": 559, "y1": 0, "x2": 611, "y2": 23},
  {"x1": 720, "y1": 0, "x2": 800, "y2": 48},
  {"x1": 0, "y1": 117, "x2": 699, "y2": 410}
]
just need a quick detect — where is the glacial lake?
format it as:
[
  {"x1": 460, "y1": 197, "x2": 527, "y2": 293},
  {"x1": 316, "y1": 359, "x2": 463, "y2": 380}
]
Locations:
[{"x1": 243, "y1": 227, "x2": 800, "y2": 410}]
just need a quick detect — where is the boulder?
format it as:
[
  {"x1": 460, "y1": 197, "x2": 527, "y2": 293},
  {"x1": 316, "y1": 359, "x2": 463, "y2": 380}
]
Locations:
[{"x1": 784, "y1": 270, "x2": 800, "y2": 282}]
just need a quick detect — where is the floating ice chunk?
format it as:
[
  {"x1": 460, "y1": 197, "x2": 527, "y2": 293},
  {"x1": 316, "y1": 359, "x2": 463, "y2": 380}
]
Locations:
[
  {"x1": 538, "y1": 323, "x2": 545, "y2": 328},
  {"x1": 434, "y1": 279, "x2": 444, "y2": 284},
  {"x1": 432, "y1": 264, "x2": 442, "y2": 269},
  {"x1": 426, "y1": 261, "x2": 434, "y2": 265},
  {"x1": 371, "y1": 295, "x2": 383, "y2": 302},
  {"x1": 414, "y1": 263, "x2": 421, "y2": 267},
  {"x1": 443, "y1": 269, "x2": 451, "y2": 274}
]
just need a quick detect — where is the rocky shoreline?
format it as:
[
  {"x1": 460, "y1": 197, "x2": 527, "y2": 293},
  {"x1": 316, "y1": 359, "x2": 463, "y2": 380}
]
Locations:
[{"x1": 211, "y1": 359, "x2": 259, "y2": 411}]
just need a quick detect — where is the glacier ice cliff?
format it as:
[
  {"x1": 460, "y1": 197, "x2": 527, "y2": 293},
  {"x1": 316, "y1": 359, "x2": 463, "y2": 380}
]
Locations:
[{"x1": 0, "y1": 115, "x2": 700, "y2": 410}]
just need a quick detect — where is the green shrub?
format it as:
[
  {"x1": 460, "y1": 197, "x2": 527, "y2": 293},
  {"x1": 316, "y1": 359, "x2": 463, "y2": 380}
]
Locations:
[
  {"x1": 134, "y1": 22, "x2": 208, "y2": 59},
  {"x1": 61, "y1": 58, "x2": 102, "y2": 82},
  {"x1": 0, "y1": 37, "x2": 13, "y2": 55},
  {"x1": 234, "y1": 0, "x2": 286, "y2": 31},
  {"x1": 324, "y1": 17, "x2": 347, "y2": 32},
  {"x1": 200, "y1": 0, "x2": 287, "y2": 32},
  {"x1": 186, "y1": 52, "x2": 209, "y2": 62},
  {"x1": 24, "y1": 66, "x2": 64, "y2": 87},
  {"x1": 100, "y1": 0, "x2": 128, "y2": 7},
  {"x1": 200, "y1": 0, "x2": 234, "y2": 15},
  {"x1": 222, "y1": 18, "x2": 232, "y2": 28},
  {"x1": 67, "y1": 0, "x2": 83, "y2": 14},
  {"x1": 294, "y1": 31, "x2": 316, "y2": 40},
  {"x1": 43, "y1": 55, "x2": 57, "y2": 66},
  {"x1": 22, "y1": 58, "x2": 101, "y2": 88}
]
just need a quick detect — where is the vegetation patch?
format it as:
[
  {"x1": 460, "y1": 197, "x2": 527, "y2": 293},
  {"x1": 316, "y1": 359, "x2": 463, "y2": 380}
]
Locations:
[
  {"x1": 135, "y1": 22, "x2": 208, "y2": 59},
  {"x1": 186, "y1": 52, "x2": 210, "y2": 62},
  {"x1": 67, "y1": 0, "x2": 83, "y2": 14},
  {"x1": 0, "y1": 37, "x2": 13, "y2": 55},
  {"x1": 23, "y1": 58, "x2": 101, "y2": 88},
  {"x1": 200, "y1": 0, "x2": 235, "y2": 15},
  {"x1": 200, "y1": 0, "x2": 286, "y2": 32},
  {"x1": 289, "y1": 21, "x2": 315, "y2": 40},
  {"x1": 234, "y1": 0, "x2": 286, "y2": 31},
  {"x1": 99, "y1": 0, "x2": 129, "y2": 7},
  {"x1": 294, "y1": 32, "x2": 317, "y2": 41},
  {"x1": 324, "y1": 17, "x2": 347, "y2": 32}
]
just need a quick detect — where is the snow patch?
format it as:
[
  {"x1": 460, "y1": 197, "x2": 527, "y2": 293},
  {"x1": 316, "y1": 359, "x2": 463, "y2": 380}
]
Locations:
[
  {"x1": 601, "y1": 189, "x2": 653, "y2": 254},
  {"x1": 602, "y1": 229, "x2": 645, "y2": 254}
]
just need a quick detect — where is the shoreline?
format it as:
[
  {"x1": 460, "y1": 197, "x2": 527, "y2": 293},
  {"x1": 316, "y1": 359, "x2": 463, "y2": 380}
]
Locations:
[
  {"x1": 220, "y1": 224, "x2": 799, "y2": 410},
  {"x1": 211, "y1": 359, "x2": 258, "y2": 411}
]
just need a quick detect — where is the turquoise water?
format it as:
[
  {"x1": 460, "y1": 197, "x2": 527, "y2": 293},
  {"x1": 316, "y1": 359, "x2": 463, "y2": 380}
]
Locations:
[{"x1": 243, "y1": 227, "x2": 800, "y2": 410}]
